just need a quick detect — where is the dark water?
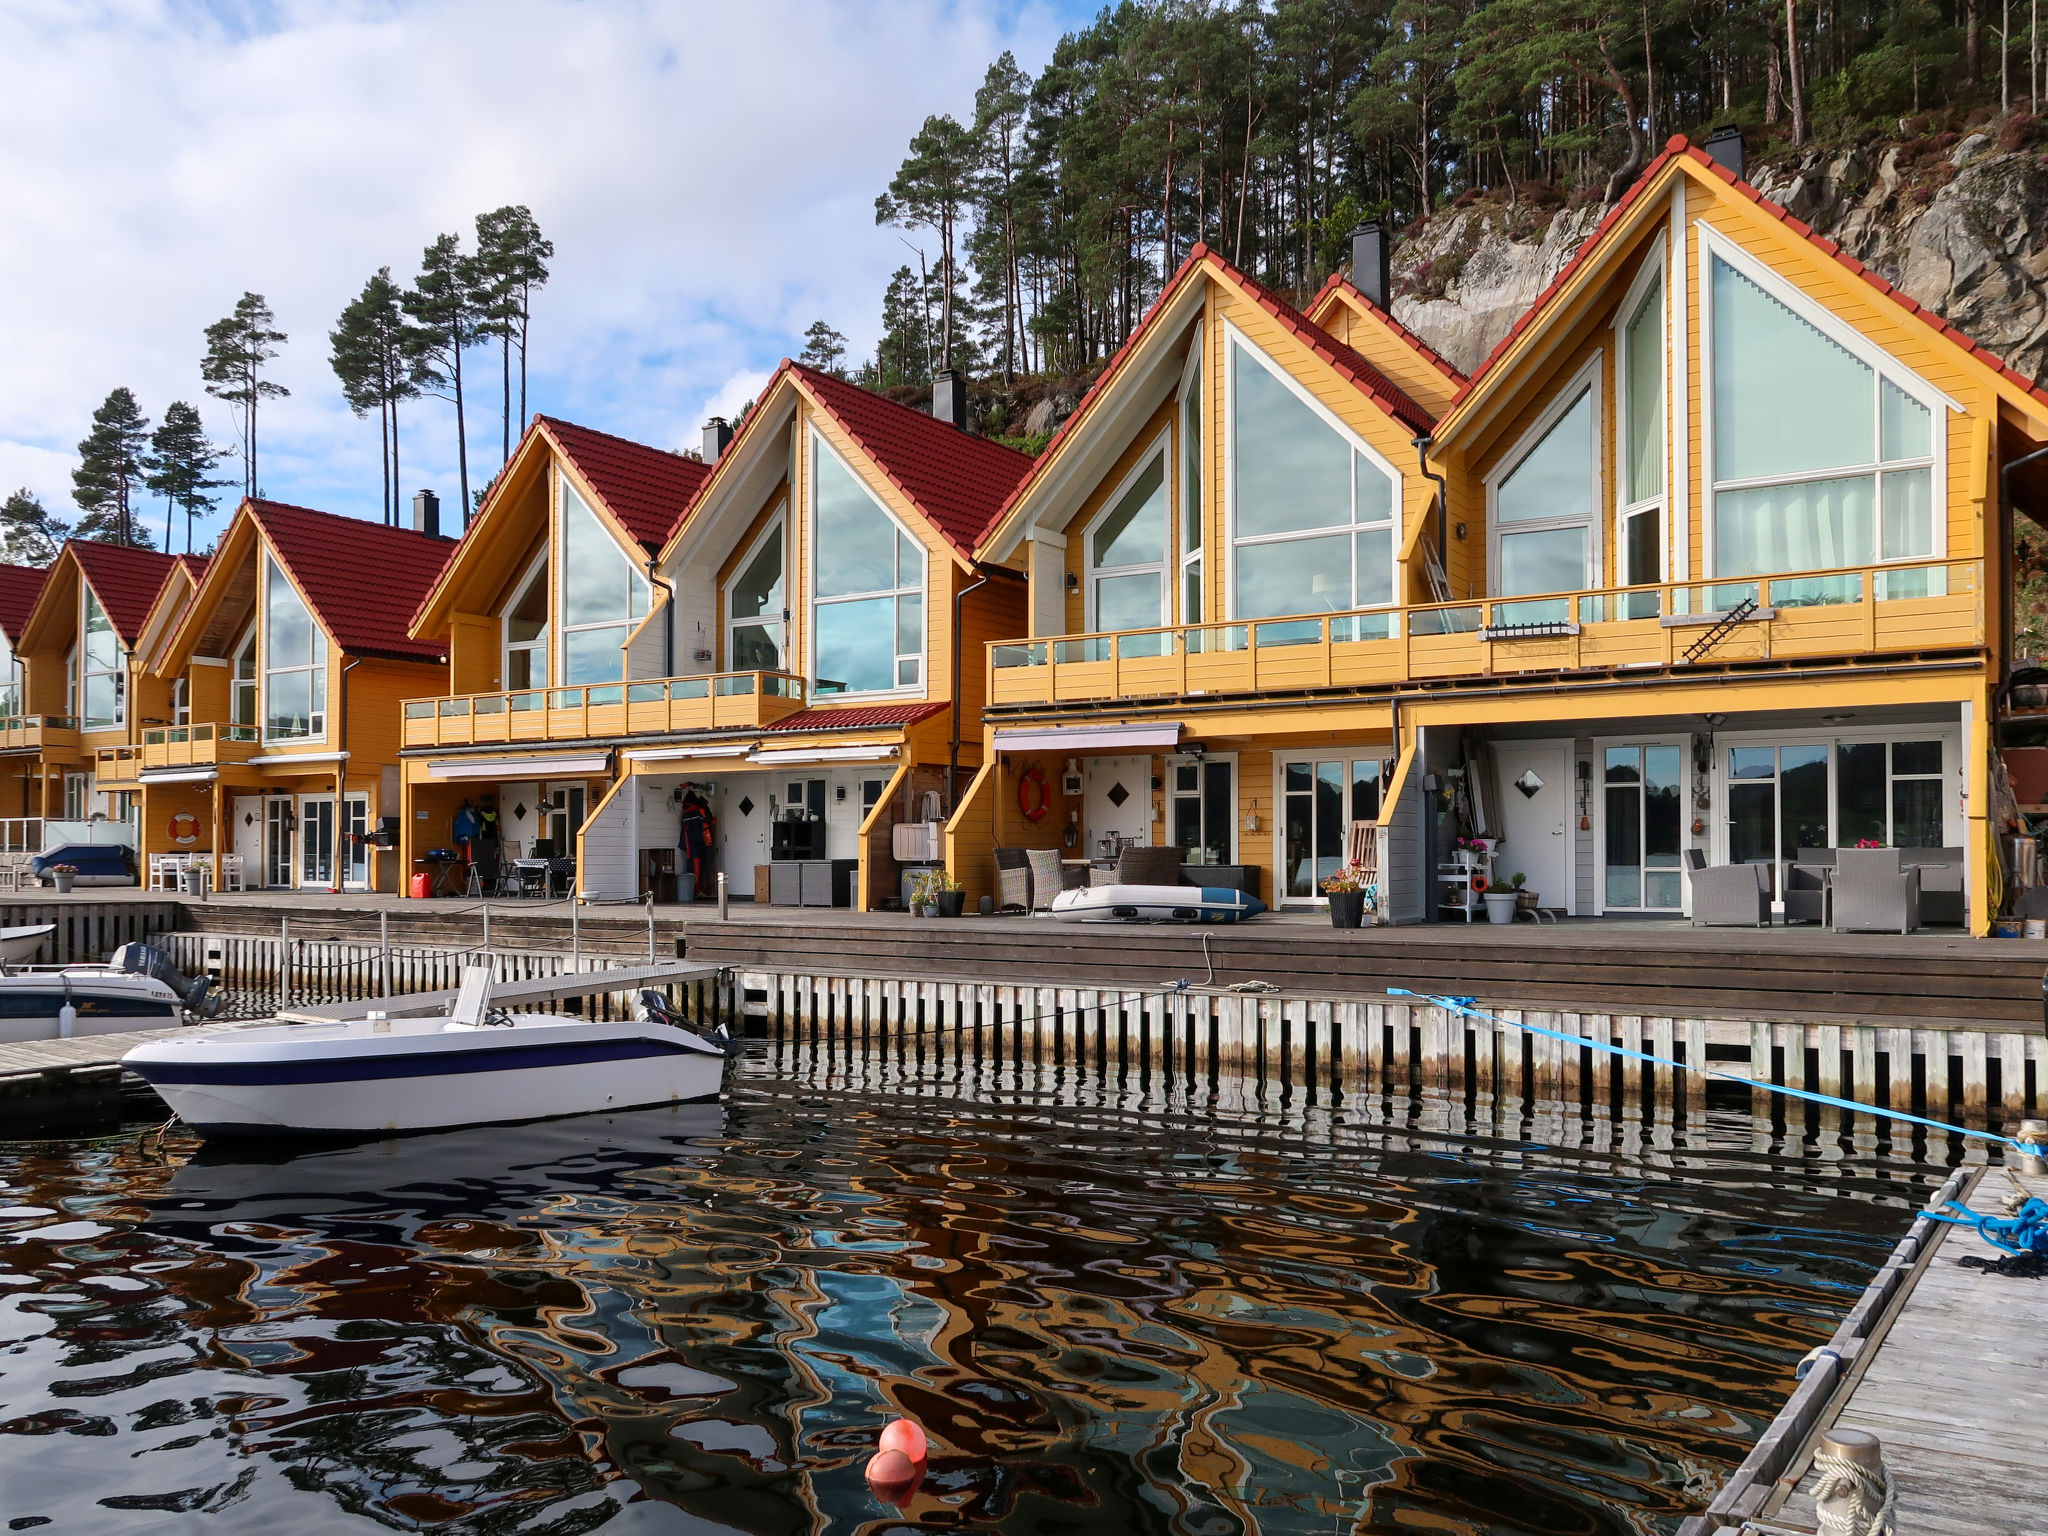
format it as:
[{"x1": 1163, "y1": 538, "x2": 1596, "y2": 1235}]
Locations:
[{"x1": 0, "y1": 1050, "x2": 1928, "y2": 1534}]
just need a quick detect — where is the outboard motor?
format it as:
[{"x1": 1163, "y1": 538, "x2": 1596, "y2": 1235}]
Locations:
[
  {"x1": 109, "y1": 943, "x2": 221, "y2": 1019},
  {"x1": 635, "y1": 987, "x2": 739, "y2": 1055}
]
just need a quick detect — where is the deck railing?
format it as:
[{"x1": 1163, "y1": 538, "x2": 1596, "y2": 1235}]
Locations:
[
  {"x1": 401, "y1": 670, "x2": 809, "y2": 748},
  {"x1": 141, "y1": 722, "x2": 262, "y2": 770},
  {"x1": 0, "y1": 715, "x2": 79, "y2": 751},
  {"x1": 988, "y1": 557, "x2": 1981, "y2": 707}
]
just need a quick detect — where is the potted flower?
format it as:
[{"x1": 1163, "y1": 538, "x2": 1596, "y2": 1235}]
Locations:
[
  {"x1": 909, "y1": 868, "x2": 966, "y2": 918},
  {"x1": 48, "y1": 863, "x2": 77, "y2": 895},
  {"x1": 1854, "y1": 837, "x2": 1884, "y2": 849},
  {"x1": 1321, "y1": 863, "x2": 1373, "y2": 928},
  {"x1": 1507, "y1": 871, "x2": 1539, "y2": 912}
]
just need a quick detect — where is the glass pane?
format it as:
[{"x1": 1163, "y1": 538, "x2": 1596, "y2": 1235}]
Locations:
[
  {"x1": 1235, "y1": 533, "x2": 1348, "y2": 618},
  {"x1": 1769, "y1": 573, "x2": 1863, "y2": 607},
  {"x1": 813, "y1": 596, "x2": 896, "y2": 693},
  {"x1": 1892, "y1": 777, "x2": 1942, "y2": 846},
  {"x1": 1285, "y1": 761, "x2": 1312, "y2": 793},
  {"x1": 1727, "y1": 781, "x2": 1775, "y2": 876},
  {"x1": 1354, "y1": 453, "x2": 1393, "y2": 526},
  {"x1": 1095, "y1": 571, "x2": 1161, "y2": 633},
  {"x1": 1202, "y1": 759, "x2": 1232, "y2": 864},
  {"x1": 1625, "y1": 277, "x2": 1665, "y2": 504},
  {"x1": 1880, "y1": 378, "x2": 1931, "y2": 460},
  {"x1": 1497, "y1": 525, "x2": 1586, "y2": 597},
  {"x1": 1498, "y1": 389, "x2": 1593, "y2": 524},
  {"x1": 1645, "y1": 745, "x2": 1682, "y2": 867},
  {"x1": 83, "y1": 591, "x2": 119, "y2": 671},
  {"x1": 1622, "y1": 506, "x2": 1661, "y2": 588},
  {"x1": 1255, "y1": 619, "x2": 1323, "y2": 648},
  {"x1": 1315, "y1": 762, "x2": 1343, "y2": 887},
  {"x1": 896, "y1": 591, "x2": 922, "y2": 658},
  {"x1": 1183, "y1": 561, "x2": 1202, "y2": 625},
  {"x1": 1173, "y1": 789, "x2": 1202, "y2": 852},
  {"x1": 897, "y1": 529, "x2": 923, "y2": 587},
  {"x1": 1182, "y1": 366, "x2": 1202, "y2": 555},
  {"x1": 669, "y1": 678, "x2": 709, "y2": 699},
  {"x1": 1119, "y1": 630, "x2": 1171, "y2": 658},
  {"x1": 897, "y1": 657, "x2": 920, "y2": 685},
  {"x1": 1491, "y1": 597, "x2": 1572, "y2": 626},
  {"x1": 1605, "y1": 784, "x2": 1643, "y2": 908},
  {"x1": 1409, "y1": 605, "x2": 1482, "y2": 635},
  {"x1": 507, "y1": 647, "x2": 540, "y2": 689},
  {"x1": 1729, "y1": 746, "x2": 1776, "y2": 780},
  {"x1": 729, "y1": 527, "x2": 783, "y2": 621},
  {"x1": 812, "y1": 436, "x2": 896, "y2": 598},
  {"x1": 1349, "y1": 760, "x2": 1381, "y2": 824},
  {"x1": 560, "y1": 479, "x2": 646, "y2": 626},
  {"x1": 266, "y1": 559, "x2": 316, "y2": 668},
  {"x1": 507, "y1": 564, "x2": 548, "y2": 643},
  {"x1": 1331, "y1": 611, "x2": 1396, "y2": 642},
  {"x1": 1781, "y1": 745, "x2": 1829, "y2": 854},
  {"x1": 1714, "y1": 475, "x2": 1874, "y2": 577},
  {"x1": 1837, "y1": 741, "x2": 1886, "y2": 846},
  {"x1": 84, "y1": 673, "x2": 119, "y2": 730},
  {"x1": 1092, "y1": 453, "x2": 1166, "y2": 567},
  {"x1": 1713, "y1": 256, "x2": 1874, "y2": 480},
  {"x1": 562, "y1": 624, "x2": 628, "y2": 685},
  {"x1": 1881, "y1": 468, "x2": 1934, "y2": 560},
  {"x1": 1604, "y1": 746, "x2": 1640, "y2": 785},
  {"x1": 1285, "y1": 782, "x2": 1314, "y2": 898},
  {"x1": 1875, "y1": 565, "x2": 1947, "y2": 600},
  {"x1": 266, "y1": 669, "x2": 312, "y2": 738},
  {"x1": 1355, "y1": 528, "x2": 1393, "y2": 607},
  {"x1": 1893, "y1": 740, "x2": 1941, "y2": 776},
  {"x1": 1233, "y1": 341, "x2": 1351, "y2": 536},
  {"x1": 731, "y1": 621, "x2": 781, "y2": 673}
]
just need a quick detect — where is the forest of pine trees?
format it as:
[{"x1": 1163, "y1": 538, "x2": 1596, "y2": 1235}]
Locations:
[{"x1": 852, "y1": 0, "x2": 2042, "y2": 397}]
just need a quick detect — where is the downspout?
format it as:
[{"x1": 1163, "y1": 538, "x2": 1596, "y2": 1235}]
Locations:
[
  {"x1": 336, "y1": 653, "x2": 362, "y2": 893},
  {"x1": 644, "y1": 557, "x2": 676, "y2": 677},
  {"x1": 1413, "y1": 433, "x2": 1448, "y2": 593},
  {"x1": 948, "y1": 564, "x2": 994, "y2": 816},
  {"x1": 1998, "y1": 442, "x2": 2048, "y2": 706}
]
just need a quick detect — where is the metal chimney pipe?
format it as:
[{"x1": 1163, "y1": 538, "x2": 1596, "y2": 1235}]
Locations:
[
  {"x1": 411, "y1": 490, "x2": 440, "y2": 539},
  {"x1": 933, "y1": 369, "x2": 967, "y2": 429},
  {"x1": 1704, "y1": 126, "x2": 1745, "y2": 180},
  {"x1": 1350, "y1": 224, "x2": 1391, "y2": 310},
  {"x1": 701, "y1": 417, "x2": 732, "y2": 463}
]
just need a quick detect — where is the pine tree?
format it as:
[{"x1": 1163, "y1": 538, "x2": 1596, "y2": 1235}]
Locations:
[
  {"x1": 72, "y1": 387, "x2": 153, "y2": 547},
  {"x1": 145, "y1": 402, "x2": 228, "y2": 553},
  {"x1": 200, "y1": 293, "x2": 289, "y2": 499},
  {"x1": 877, "y1": 114, "x2": 980, "y2": 371},
  {"x1": 876, "y1": 266, "x2": 932, "y2": 387},
  {"x1": 331, "y1": 268, "x2": 422, "y2": 524},
  {"x1": 473, "y1": 206, "x2": 553, "y2": 466},
  {"x1": 405, "y1": 234, "x2": 491, "y2": 524},
  {"x1": 0, "y1": 490, "x2": 68, "y2": 566},
  {"x1": 799, "y1": 320, "x2": 850, "y2": 377}
]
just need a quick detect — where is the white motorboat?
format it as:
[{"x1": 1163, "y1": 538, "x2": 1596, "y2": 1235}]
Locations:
[
  {"x1": 0, "y1": 924, "x2": 53, "y2": 965},
  {"x1": 1048, "y1": 883, "x2": 1268, "y2": 923},
  {"x1": 124, "y1": 970, "x2": 735, "y2": 1139},
  {"x1": 0, "y1": 942, "x2": 219, "y2": 1044}
]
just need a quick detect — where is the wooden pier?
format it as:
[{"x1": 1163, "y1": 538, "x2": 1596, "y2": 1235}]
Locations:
[{"x1": 1684, "y1": 1165, "x2": 2048, "y2": 1534}]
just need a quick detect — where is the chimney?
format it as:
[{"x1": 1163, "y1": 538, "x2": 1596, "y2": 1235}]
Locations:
[
  {"x1": 411, "y1": 489, "x2": 440, "y2": 539},
  {"x1": 1350, "y1": 224, "x2": 1390, "y2": 310},
  {"x1": 1704, "y1": 126, "x2": 1745, "y2": 180},
  {"x1": 701, "y1": 417, "x2": 732, "y2": 464},
  {"x1": 932, "y1": 369, "x2": 967, "y2": 430}
]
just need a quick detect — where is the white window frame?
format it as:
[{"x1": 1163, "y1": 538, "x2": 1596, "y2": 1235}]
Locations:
[
  {"x1": 724, "y1": 507, "x2": 787, "y2": 674},
  {"x1": 80, "y1": 585, "x2": 124, "y2": 732},
  {"x1": 170, "y1": 674, "x2": 190, "y2": 726},
  {"x1": 1710, "y1": 724, "x2": 1961, "y2": 868},
  {"x1": 556, "y1": 469, "x2": 649, "y2": 686},
  {"x1": 1612, "y1": 241, "x2": 1668, "y2": 591},
  {"x1": 1591, "y1": 732, "x2": 1690, "y2": 916},
  {"x1": 1696, "y1": 222, "x2": 1953, "y2": 581},
  {"x1": 1179, "y1": 322, "x2": 1204, "y2": 626},
  {"x1": 64, "y1": 645, "x2": 77, "y2": 722},
  {"x1": 1269, "y1": 748, "x2": 1387, "y2": 906},
  {"x1": 1222, "y1": 321, "x2": 1402, "y2": 623},
  {"x1": 261, "y1": 553, "x2": 327, "y2": 744},
  {"x1": 63, "y1": 771, "x2": 87, "y2": 821},
  {"x1": 1082, "y1": 433, "x2": 1170, "y2": 633},
  {"x1": 0, "y1": 629, "x2": 19, "y2": 718},
  {"x1": 1485, "y1": 354, "x2": 1605, "y2": 600},
  {"x1": 806, "y1": 428, "x2": 927, "y2": 697},
  {"x1": 230, "y1": 625, "x2": 257, "y2": 731},
  {"x1": 1165, "y1": 750, "x2": 1238, "y2": 866},
  {"x1": 501, "y1": 548, "x2": 549, "y2": 692}
]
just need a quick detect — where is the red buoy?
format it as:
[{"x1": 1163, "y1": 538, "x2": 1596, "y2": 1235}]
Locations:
[
  {"x1": 864, "y1": 1448, "x2": 923, "y2": 1504},
  {"x1": 878, "y1": 1418, "x2": 928, "y2": 1462}
]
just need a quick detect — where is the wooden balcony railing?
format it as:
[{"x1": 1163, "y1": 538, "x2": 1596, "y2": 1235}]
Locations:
[
  {"x1": 93, "y1": 745, "x2": 144, "y2": 787},
  {"x1": 987, "y1": 558, "x2": 1983, "y2": 708},
  {"x1": 0, "y1": 715, "x2": 79, "y2": 752},
  {"x1": 401, "y1": 671, "x2": 809, "y2": 749},
  {"x1": 141, "y1": 723, "x2": 262, "y2": 770}
]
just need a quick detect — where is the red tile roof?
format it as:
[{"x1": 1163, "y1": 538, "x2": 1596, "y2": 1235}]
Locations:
[
  {"x1": 792, "y1": 365, "x2": 1037, "y2": 558},
  {"x1": 1306, "y1": 271, "x2": 1470, "y2": 388},
  {"x1": 69, "y1": 541, "x2": 178, "y2": 645},
  {"x1": 763, "y1": 701, "x2": 947, "y2": 732},
  {"x1": 539, "y1": 416, "x2": 712, "y2": 554},
  {"x1": 0, "y1": 564, "x2": 47, "y2": 643},
  {"x1": 247, "y1": 501, "x2": 453, "y2": 663}
]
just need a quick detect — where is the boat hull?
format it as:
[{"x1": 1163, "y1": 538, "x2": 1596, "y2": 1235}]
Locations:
[
  {"x1": 125, "y1": 1017, "x2": 728, "y2": 1138},
  {"x1": 0, "y1": 972, "x2": 185, "y2": 1043},
  {"x1": 1048, "y1": 884, "x2": 1267, "y2": 923}
]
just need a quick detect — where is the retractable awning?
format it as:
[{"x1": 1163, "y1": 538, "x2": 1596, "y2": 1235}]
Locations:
[
  {"x1": 991, "y1": 721, "x2": 1182, "y2": 753},
  {"x1": 139, "y1": 768, "x2": 217, "y2": 785},
  {"x1": 623, "y1": 745, "x2": 753, "y2": 763},
  {"x1": 749, "y1": 744, "x2": 900, "y2": 766},
  {"x1": 428, "y1": 752, "x2": 610, "y2": 780}
]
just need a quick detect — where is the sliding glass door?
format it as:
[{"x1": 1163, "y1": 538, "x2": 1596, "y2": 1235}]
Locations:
[
  {"x1": 1603, "y1": 745, "x2": 1683, "y2": 910},
  {"x1": 1726, "y1": 744, "x2": 1829, "y2": 893},
  {"x1": 1278, "y1": 755, "x2": 1382, "y2": 901}
]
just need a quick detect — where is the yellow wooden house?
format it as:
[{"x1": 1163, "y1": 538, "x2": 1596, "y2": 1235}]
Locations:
[
  {"x1": 0, "y1": 561, "x2": 52, "y2": 841},
  {"x1": 966, "y1": 135, "x2": 2048, "y2": 931},
  {"x1": 141, "y1": 499, "x2": 453, "y2": 891}
]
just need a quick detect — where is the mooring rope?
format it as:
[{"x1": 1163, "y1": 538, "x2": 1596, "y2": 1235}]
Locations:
[
  {"x1": 1387, "y1": 988, "x2": 2045, "y2": 1158},
  {"x1": 1810, "y1": 1443, "x2": 1896, "y2": 1536}
]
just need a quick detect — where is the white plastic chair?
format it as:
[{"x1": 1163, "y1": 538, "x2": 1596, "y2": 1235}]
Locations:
[{"x1": 219, "y1": 853, "x2": 245, "y2": 893}]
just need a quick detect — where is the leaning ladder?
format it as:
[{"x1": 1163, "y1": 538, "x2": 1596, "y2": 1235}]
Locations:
[{"x1": 1683, "y1": 597, "x2": 1758, "y2": 663}]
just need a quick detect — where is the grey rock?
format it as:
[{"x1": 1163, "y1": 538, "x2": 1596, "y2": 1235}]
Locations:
[
  {"x1": 1023, "y1": 397, "x2": 1059, "y2": 437},
  {"x1": 1951, "y1": 132, "x2": 1992, "y2": 167}
]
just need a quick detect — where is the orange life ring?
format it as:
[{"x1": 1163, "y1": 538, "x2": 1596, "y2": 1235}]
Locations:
[
  {"x1": 1469, "y1": 873, "x2": 1489, "y2": 893},
  {"x1": 1017, "y1": 766, "x2": 1051, "y2": 822},
  {"x1": 167, "y1": 811, "x2": 199, "y2": 847}
]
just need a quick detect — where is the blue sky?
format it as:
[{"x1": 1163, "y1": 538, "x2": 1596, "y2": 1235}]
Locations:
[{"x1": 0, "y1": 0, "x2": 1094, "y2": 549}]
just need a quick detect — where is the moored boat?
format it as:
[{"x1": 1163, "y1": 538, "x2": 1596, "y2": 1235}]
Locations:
[
  {"x1": 1048, "y1": 883, "x2": 1267, "y2": 923},
  {"x1": 124, "y1": 972, "x2": 735, "y2": 1139},
  {"x1": 0, "y1": 942, "x2": 219, "y2": 1044},
  {"x1": 0, "y1": 925, "x2": 54, "y2": 965}
]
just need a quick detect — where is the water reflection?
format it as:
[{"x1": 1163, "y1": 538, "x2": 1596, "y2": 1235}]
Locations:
[{"x1": 0, "y1": 1053, "x2": 1920, "y2": 1533}]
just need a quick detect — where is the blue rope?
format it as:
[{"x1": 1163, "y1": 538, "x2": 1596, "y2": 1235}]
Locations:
[
  {"x1": 1928, "y1": 1196, "x2": 2048, "y2": 1256},
  {"x1": 1385, "y1": 988, "x2": 2042, "y2": 1155}
]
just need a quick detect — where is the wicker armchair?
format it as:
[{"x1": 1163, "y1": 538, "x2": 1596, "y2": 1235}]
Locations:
[
  {"x1": 1116, "y1": 845, "x2": 1187, "y2": 885},
  {"x1": 1684, "y1": 848, "x2": 1771, "y2": 927},
  {"x1": 1832, "y1": 848, "x2": 1921, "y2": 934}
]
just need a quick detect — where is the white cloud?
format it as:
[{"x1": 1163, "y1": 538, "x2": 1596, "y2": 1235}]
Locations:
[{"x1": 0, "y1": 0, "x2": 1075, "y2": 542}]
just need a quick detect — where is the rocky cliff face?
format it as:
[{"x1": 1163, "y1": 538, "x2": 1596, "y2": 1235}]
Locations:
[{"x1": 1388, "y1": 136, "x2": 2048, "y2": 383}]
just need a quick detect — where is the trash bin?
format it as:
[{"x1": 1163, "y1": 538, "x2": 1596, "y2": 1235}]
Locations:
[{"x1": 677, "y1": 872, "x2": 696, "y2": 903}]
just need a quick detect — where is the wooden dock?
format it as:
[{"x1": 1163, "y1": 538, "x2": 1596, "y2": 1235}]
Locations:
[{"x1": 1684, "y1": 1165, "x2": 2048, "y2": 1534}]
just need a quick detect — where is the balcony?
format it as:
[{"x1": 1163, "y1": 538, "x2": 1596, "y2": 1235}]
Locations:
[
  {"x1": 401, "y1": 671, "x2": 809, "y2": 750},
  {"x1": 141, "y1": 723, "x2": 262, "y2": 771},
  {"x1": 0, "y1": 715, "x2": 79, "y2": 753},
  {"x1": 93, "y1": 745, "x2": 143, "y2": 789},
  {"x1": 988, "y1": 558, "x2": 1983, "y2": 708}
]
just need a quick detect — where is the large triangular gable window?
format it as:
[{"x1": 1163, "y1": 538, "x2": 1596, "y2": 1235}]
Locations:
[
  {"x1": 81, "y1": 585, "x2": 124, "y2": 731},
  {"x1": 726, "y1": 509, "x2": 786, "y2": 673},
  {"x1": 1705, "y1": 233, "x2": 1942, "y2": 594},
  {"x1": 1227, "y1": 331, "x2": 1398, "y2": 627},
  {"x1": 810, "y1": 431, "x2": 925, "y2": 694},
  {"x1": 263, "y1": 554, "x2": 325, "y2": 741},
  {"x1": 1489, "y1": 360, "x2": 1600, "y2": 622},
  {"x1": 1085, "y1": 441, "x2": 1168, "y2": 649},
  {"x1": 558, "y1": 472, "x2": 650, "y2": 685}
]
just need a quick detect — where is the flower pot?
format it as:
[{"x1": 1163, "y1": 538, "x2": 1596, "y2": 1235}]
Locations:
[
  {"x1": 180, "y1": 869, "x2": 205, "y2": 895},
  {"x1": 1327, "y1": 890, "x2": 1366, "y2": 928},
  {"x1": 935, "y1": 890, "x2": 966, "y2": 918},
  {"x1": 1483, "y1": 891, "x2": 1519, "y2": 924},
  {"x1": 1515, "y1": 890, "x2": 1539, "y2": 911},
  {"x1": 51, "y1": 872, "x2": 74, "y2": 895}
]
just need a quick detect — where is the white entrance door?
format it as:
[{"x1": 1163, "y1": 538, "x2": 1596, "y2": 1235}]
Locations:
[
  {"x1": 341, "y1": 795, "x2": 370, "y2": 888},
  {"x1": 1084, "y1": 755, "x2": 1152, "y2": 856},
  {"x1": 264, "y1": 799, "x2": 294, "y2": 888},
  {"x1": 1493, "y1": 740, "x2": 1573, "y2": 913},
  {"x1": 232, "y1": 795, "x2": 263, "y2": 887},
  {"x1": 720, "y1": 776, "x2": 767, "y2": 898},
  {"x1": 299, "y1": 795, "x2": 335, "y2": 888}
]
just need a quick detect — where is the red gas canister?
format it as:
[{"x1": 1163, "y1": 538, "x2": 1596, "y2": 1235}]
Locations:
[{"x1": 409, "y1": 872, "x2": 431, "y2": 899}]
